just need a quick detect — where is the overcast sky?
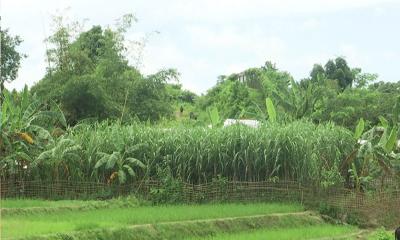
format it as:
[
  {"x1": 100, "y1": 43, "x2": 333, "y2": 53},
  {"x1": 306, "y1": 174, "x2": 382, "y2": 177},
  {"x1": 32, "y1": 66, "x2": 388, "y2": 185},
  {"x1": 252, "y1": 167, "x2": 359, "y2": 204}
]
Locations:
[{"x1": 2, "y1": 0, "x2": 400, "y2": 94}]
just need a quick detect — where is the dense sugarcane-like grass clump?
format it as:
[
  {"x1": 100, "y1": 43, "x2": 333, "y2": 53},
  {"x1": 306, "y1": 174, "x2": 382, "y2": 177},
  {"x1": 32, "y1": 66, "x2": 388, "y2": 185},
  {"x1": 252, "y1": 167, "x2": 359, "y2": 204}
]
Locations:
[{"x1": 21, "y1": 120, "x2": 354, "y2": 184}]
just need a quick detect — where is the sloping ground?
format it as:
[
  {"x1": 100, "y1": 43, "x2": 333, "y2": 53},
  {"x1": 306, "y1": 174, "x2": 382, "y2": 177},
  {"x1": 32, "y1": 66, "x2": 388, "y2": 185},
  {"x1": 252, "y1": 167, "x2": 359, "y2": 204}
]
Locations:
[
  {"x1": 186, "y1": 225, "x2": 363, "y2": 240},
  {"x1": 1, "y1": 197, "x2": 138, "y2": 216},
  {"x1": 10, "y1": 212, "x2": 324, "y2": 240},
  {"x1": 1, "y1": 202, "x2": 303, "y2": 239},
  {"x1": 1, "y1": 200, "x2": 366, "y2": 240}
]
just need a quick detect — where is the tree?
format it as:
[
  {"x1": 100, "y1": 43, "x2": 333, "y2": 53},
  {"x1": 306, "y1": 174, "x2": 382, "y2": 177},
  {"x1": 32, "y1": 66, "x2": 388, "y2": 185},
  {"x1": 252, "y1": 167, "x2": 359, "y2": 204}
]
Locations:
[
  {"x1": 199, "y1": 61, "x2": 317, "y2": 121},
  {"x1": 368, "y1": 81, "x2": 400, "y2": 93},
  {"x1": 314, "y1": 88, "x2": 394, "y2": 129},
  {"x1": 45, "y1": 14, "x2": 84, "y2": 74},
  {"x1": 310, "y1": 64, "x2": 325, "y2": 82},
  {"x1": 33, "y1": 14, "x2": 177, "y2": 124},
  {"x1": 129, "y1": 69, "x2": 178, "y2": 121},
  {"x1": 198, "y1": 79, "x2": 252, "y2": 119},
  {"x1": 324, "y1": 57, "x2": 354, "y2": 90},
  {"x1": 61, "y1": 75, "x2": 110, "y2": 123},
  {"x1": 0, "y1": 28, "x2": 25, "y2": 104},
  {"x1": 352, "y1": 68, "x2": 378, "y2": 88},
  {"x1": 272, "y1": 77, "x2": 334, "y2": 121}
]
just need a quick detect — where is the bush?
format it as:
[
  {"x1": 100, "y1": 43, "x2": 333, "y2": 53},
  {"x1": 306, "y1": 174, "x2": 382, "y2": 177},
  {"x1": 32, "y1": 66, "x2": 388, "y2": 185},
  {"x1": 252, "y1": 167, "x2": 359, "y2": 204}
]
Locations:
[
  {"x1": 318, "y1": 202, "x2": 342, "y2": 219},
  {"x1": 371, "y1": 227, "x2": 392, "y2": 240},
  {"x1": 149, "y1": 166, "x2": 183, "y2": 204}
]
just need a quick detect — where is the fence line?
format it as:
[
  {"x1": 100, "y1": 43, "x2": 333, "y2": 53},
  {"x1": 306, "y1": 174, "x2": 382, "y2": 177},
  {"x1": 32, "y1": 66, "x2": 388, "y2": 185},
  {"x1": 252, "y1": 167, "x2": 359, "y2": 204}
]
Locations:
[{"x1": 1, "y1": 179, "x2": 399, "y2": 211}]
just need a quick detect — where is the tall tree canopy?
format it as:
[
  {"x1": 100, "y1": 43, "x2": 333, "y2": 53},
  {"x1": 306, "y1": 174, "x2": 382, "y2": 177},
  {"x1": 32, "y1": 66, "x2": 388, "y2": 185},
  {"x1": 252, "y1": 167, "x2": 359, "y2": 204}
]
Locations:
[
  {"x1": 0, "y1": 28, "x2": 25, "y2": 103},
  {"x1": 197, "y1": 61, "x2": 293, "y2": 120},
  {"x1": 195, "y1": 57, "x2": 393, "y2": 130},
  {"x1": 320, "y1": 57, "x2": 355, "y2": 90},
  {"x1": 32, "y1": 14, "x2": 177, "y2": 124}
]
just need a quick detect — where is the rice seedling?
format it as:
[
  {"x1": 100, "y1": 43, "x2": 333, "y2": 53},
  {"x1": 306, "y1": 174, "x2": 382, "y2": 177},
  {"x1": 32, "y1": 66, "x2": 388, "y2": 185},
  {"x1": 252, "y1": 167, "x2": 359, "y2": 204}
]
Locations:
[
  {"x1": 1, "y1": 202, "x2": 303, "y2": 238},
  {"x1": 185, "y1": 224, "x2": 358, "y2": 240}
]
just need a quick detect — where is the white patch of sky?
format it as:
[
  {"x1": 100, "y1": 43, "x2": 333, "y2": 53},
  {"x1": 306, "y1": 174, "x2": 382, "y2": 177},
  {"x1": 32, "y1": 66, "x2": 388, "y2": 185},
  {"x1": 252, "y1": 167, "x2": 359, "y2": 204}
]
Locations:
[{"x1": 2, "y1": 0, "x2": 400, "y2": 94}]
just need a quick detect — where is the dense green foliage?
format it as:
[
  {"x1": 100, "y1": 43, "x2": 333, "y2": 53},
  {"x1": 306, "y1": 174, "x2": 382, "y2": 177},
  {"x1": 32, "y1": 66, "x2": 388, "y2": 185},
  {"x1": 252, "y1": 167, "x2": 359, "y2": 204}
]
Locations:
[
  {"x1": 197, "y1": 59, "x2": 398, "y2": 130},
  {"x1": 197, "y1": 62, "x2": 290, "y2": 121},
  {"x1": 0, "y1": 86, "x2": 66, "y2": 179},
  {"x1": 2, "y1": 120, "x2": 354, "y2": 184},
  {"x1": 3, "y1": 12, "x2": 400, "y2": 240},
  {"x1": 4, "y1": 14, "x2": 398, "y2": 131},
  {"x1": 30, "y1": 15, "x2": 190, "y2": 124},
  {"x1": 2, "y1": 14, "x2": 400, "y2": 191},
  {"x1": 0, "y1": 28, "x2": 25, "y2": 104}
]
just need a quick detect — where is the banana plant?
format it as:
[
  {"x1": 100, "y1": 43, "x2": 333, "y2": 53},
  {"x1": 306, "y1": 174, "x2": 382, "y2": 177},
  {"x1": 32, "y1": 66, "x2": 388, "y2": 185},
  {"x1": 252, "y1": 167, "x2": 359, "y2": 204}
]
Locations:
[
  {"x1": 34, "y1": 137, "x2": 81, "y2": 180},
  {"x1": 94, "y1": 143, "x2": 146, "y2": 184},
  {"x1": 1, "y1": 87, "x2": 65, "y2": 146},
  {"x1": 265, "y1": 97, "x2": 276, "y2": 123},
  {"x1": 1, "y1": 86, "x2": 66, "y2": 179},
  {"x1": 207, "y1": 107, "x2": 221, "y2": 128},
  {"x1": 271, "y1": 78, "x2": 323, "y2": 120},
  {"x1": 343, "y1": 116, "x2": 400, "y2": 191}
]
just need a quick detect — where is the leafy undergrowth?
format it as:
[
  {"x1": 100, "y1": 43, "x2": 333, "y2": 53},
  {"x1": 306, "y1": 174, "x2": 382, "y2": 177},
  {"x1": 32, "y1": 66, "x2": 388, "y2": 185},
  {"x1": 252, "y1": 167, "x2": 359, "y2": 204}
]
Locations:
[
  {"x1": 2, "y1": 202, "x2": 304, "y2": 239},
  {"x1": 367, "y1": 227, "x2": 394, "y2": 240}
]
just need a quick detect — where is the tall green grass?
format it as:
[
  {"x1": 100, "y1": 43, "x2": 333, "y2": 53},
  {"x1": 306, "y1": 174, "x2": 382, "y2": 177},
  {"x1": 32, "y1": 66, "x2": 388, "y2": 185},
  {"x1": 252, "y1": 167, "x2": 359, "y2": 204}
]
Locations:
[{"x1": 11, "y1": 120, "x2": 354, "y2": 184}]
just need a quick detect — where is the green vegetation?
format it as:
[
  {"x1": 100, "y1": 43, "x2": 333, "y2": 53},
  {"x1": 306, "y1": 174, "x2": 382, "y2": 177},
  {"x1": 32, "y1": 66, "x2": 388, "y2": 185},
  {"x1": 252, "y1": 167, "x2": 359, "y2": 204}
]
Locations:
[
  {"x1": 1, "y1": 120, "x2": 354, "y2": 184},
  {"x1": 1, "y1": 10, "x2": 400, "y2": 240},
  {"x1": 2, "y1": 202, "x2": 303, "y2": 238},
  {"x1": 367, "y1": 228, "x2": 393, "y2": 240},
  {"x1": 2, "y1": 12, "x2": 400, "y2": 188},
  {"x1": 186, "y1": 224, "x2": 358, "y2": 240},
  {"x1": 1, "y1": 197, "x2": 140, "y2": 217},
  {"x1": 0, "y1": 199, "x2": 95, "y2": 208},
  {"x1": 197, "y1": 60, "x2": 398, "y2": 130},
  {"x1": 2, "y1": 199, "x2": 370, "y2": 240},
  {"x1": 3, "y1": 12, "x2": 399, "y2": 130},
  {"x1": 0, "y1": 28, "x2": 25, "y2": 105},
  {"x1": 29, "y1": 14, "x2": 189, "y2": 124}
]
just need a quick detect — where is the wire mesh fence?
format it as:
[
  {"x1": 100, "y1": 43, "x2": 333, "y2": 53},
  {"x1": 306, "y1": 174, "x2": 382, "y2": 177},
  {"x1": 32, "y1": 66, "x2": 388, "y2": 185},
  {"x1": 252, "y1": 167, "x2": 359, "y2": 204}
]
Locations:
[{"x1": 1, "y1": 179, "x2": 399, "y2": 211}]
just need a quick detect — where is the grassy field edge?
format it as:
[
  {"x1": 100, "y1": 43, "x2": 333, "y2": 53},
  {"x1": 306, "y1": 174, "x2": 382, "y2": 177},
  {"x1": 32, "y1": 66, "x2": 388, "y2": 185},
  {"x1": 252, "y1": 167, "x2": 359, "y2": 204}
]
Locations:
[
  {"x1": 0, "y1": 197, "x2": 139, "y2": 217},
  {"x1": 16, "y1": 211, "x2": 324, "y2": 240}
]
